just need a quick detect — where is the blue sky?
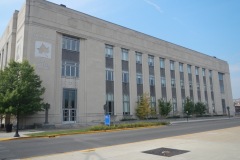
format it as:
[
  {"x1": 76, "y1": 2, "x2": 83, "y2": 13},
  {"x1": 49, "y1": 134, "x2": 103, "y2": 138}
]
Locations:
[{"x1": 1, "y1": 0, "x2": 240, "y2": 99}]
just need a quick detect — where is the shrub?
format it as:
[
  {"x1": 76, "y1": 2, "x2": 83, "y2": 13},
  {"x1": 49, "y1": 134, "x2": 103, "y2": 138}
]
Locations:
[
  {"x1": 158, "y1": 98, "x2": 172, "y2": 117},
  {"x1": 135, "y1": 93, "x2": 151, "y2": 119},
  {"x1": 194, "y1": 102, "x2": 206, "y2": 116}
]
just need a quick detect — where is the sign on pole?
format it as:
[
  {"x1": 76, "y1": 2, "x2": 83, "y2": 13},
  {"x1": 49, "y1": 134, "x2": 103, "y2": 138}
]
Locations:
[{"x1": 104, "y1": 115, "x2": 110, "y2": 126}]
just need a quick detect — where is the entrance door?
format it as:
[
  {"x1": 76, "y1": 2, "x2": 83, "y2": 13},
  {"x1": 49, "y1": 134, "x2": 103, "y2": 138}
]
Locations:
[{"x1": 63, "y1": 89, "x2": 77, "y2": 123}]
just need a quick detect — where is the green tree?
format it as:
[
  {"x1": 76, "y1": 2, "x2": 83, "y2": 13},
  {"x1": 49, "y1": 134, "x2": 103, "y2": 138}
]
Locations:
[
  {"x1": 194, "y1": 102, "x2": 206, "y2": 116},
  {"x1": 0, "y1": 60, "x2": 45, "y2": 137},
  {"x1": 158, "y1": 98, "x2": 172, "y2": 117},
  {"x1": 184, "y1": 97, "x2": 195, "y2": 116},
  {"x1": 135, "y1": 93, "x2": 151, "y2": 119}
]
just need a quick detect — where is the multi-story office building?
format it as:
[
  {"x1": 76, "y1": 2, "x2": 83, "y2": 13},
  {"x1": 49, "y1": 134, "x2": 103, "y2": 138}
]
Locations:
[{"x1": 0, "y1": 0, "x2": 233, "y2": 126}]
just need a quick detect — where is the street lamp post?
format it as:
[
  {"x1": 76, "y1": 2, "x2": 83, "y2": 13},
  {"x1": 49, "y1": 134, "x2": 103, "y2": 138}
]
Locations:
[
  {"x1": 44, "y1": 103, "x2": 50, "y2": 124},
  {"x1": 227, "y1": 106, "x2": 230, "y2": 118}
]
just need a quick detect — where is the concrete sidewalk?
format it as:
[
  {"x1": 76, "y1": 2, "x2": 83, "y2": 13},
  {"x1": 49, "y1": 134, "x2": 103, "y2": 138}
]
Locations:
[
  {"x1": 0, "y1": 130, "x2": 44, "y2": 141},
  {"x1": 23, "y1": 126, "x2": 240, "y2": 160}
]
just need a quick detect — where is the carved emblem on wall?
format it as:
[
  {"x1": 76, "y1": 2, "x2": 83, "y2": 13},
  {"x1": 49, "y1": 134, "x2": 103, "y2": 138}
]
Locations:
[{"x1": 35, "y1": 41, "x2": 52, "y2": 59}]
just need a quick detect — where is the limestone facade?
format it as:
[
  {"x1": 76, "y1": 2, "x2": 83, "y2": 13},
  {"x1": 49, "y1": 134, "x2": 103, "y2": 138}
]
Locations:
[{"x1": 0, "y1": 0, "x2": 233, "y2": 126}]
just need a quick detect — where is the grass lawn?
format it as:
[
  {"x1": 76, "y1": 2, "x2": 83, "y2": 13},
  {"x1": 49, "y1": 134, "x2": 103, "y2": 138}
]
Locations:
[{"x1": 27, "y1": 121, "x2": 169, "y2": 137}]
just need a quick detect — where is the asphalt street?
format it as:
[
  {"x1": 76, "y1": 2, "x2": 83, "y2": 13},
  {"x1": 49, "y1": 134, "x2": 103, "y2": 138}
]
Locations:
[{"x1": 0, "y1": 118, "x2": 240, "y2": 160}]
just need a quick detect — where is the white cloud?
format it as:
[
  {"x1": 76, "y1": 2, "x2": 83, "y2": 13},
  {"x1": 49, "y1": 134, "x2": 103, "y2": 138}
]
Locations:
[{"x1": 144, "y1": 0, "x2": 163, "y2": 13}]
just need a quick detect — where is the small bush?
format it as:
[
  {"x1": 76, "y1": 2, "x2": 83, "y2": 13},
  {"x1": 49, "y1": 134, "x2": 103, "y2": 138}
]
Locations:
[
  {"x1": 167, "y1": 115, "x2": 181, "y2": 119},
  {"x1": 120, "y1": 118, "x2": 137, "y2": 121},
  {"x1": 88, "y1": 122, "x2": 169, "y2": 131}
]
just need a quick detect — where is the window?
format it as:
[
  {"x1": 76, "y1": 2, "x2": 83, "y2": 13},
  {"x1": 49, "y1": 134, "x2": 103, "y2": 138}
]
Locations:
[
  {"x1": 180, "y1": 79, "x2": 184, "y2": 89},
  {"x1": 179, "y1": 63, "x2": 183, "y2": 72},
  {"x1": 195, "y1": 67, "x2": 199, "y2": 75},
  {"x1": 204, "y1": 84, "x2": 207, "y2": 91},
  {"x1": 150, "y1": 97, "x2": 156, "y2": 108},
  {"x1": 171, "y1": 78, "x2": 176, "y2": 88},
  {"x1": 170, "y1": 60, "x2": 175, "y2": 70},
  {"x1": 209, "y1": 70, "x2": 212, "y2": 78},
  {"x1": 106, "y1": 69, "x2": 114, "y2": 81},
  {"x1": 148, "y1": 55, "x2": 154, "y2": 66},
  {"x1": 106, "y1": 93, "x2": 114, "y2": 115},
  {"x1": 105, "y1": 44, "x2": 113, "y2": 58},
  {"x1": 187, "y1": 65, "x2": 191, "y2": 74},
  {"x1": 136, "y1": 52, "x2": 142, "y2": 64},
  {"x1": 182, "y1": 98, "x2": 185, "y2": 109},
  {"x1": 63, "y1": 89, "x2": 77, "y2": 122},
  {"x1": 189, "y1": 81, "x2": 193, "y2": 90},
  {"x1": 160, "y1": 58, "x2": 165, "y2": 68},
  {"x1": 123, "y1": 95, "x2": 130, "y2": 115},
  {"x1": 210, "y1": 84, "x2": 213, "y2": 91},
  {"x1": 218, "y1": 73, "x2": 223, "y2": 80},
  {"x1": 137, "y1": 95, "x2": 141, "y2": 103},
  {"x1": 62, "y1": 61, "x2": 79, "y2": 77},
  {"x1": 136, "y1": 73, "x2": 143, "y2": 84},
  {"x1": 149, "y1": 75, "x2": 155, "y2": 86},
  {"x1": 197, "y1": 83, "x2": 200, "y2": 91},
  {"x1": 172, "y1": 98, "x2": 177, "y2": 112},
  {"x1": 62, "y1": 36, "x2": 79, "y2": 52},
  {"x1": 218, "y1": 73, "x2": 224, "y2": 93},
  {"x1": 122, "y1": 71, "x2": 129, "y2": 83},
  {"x1": 122, "y1": 48, "x2": 128, "y2": 61},
  {"x1": 161, "y1": 77, "x2": 166, "y2": 87},
  {"x1": 202, "y1": 68, "x2": 206, "y2": 76}
]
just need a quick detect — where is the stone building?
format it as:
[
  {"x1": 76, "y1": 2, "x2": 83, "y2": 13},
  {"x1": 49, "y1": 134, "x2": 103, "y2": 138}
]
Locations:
[{"x1": 0, "y1": 0, "x2": 233, "y2": 126}]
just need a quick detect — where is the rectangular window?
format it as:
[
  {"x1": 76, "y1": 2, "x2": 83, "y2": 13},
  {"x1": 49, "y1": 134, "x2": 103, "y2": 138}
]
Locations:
[
  {"x1": 170, "y1": 60, "x2": 175, "y2": 70},
  {"x1": 172, "y1": 98, "x2": 177, "y2": 112},
  {"x1": 161, "y1": 77, "x2": 166, "y2": 87},
  {"x1": 122, "y1": 71, "x2": 129, "y2": 83},
  {"x1": 106, "y1": 93, "x2": 114, "y2": 115},
  {"x1": 182, "y1": 98, "x2": 185, "y2": 110},
  {"x1": 63, "y1": 89, "x2": 77, "y2": 122},
  {"x1": 179, "y1": 63, "x2": 183, "y2": 72},
  {"x1": 149, "y1": 75, "x2": 155, "y2": 86},
  {"x1": 204, "y1": 84, "x2": 207, "y2": 91},
  {"x1": 123, "y1": 95, "x2": 130, "y2": 115},
  {"x1": 187, "y1": 65, "x2": 191, "y2": 74},
  {"x1": 150, "y1": 96, "x2": 156, "y2": 108},
  {"x1": 62, "y1": 61, "x2": 79, "y2": 77},
  {"x1": 209, "y1": 70, "x2": 212, "y2": 78},
  {"x1": 171, "y1": 78, "x2": 176, "y2": 88},
  {"x1": 136, "y1": 52, "x2": 142, "y2": 64},
  {"x1": 122, "y1": 48, "x2": 128, "y2": 61},
  {"x1": 189, "y1": 81, "x2": 193, "y2": 90},
  {"x1": 160, "y1": 58, "x2": 165, "y2": 68},
  {"x1": 106, "y1": 69, "x2": 114, "y2": 81},
  {"x1": 197, "y1": 83, "x2": 200, "y2": 91},
  {"x1": 148, "y1": 55, "x2": 154, "y2": 66},
  {"x1": 210, "y1": 84, "x2": 213, "y2": 91},
  {"x1": 218, "y1": 73, "x2": 223, "y2": 80},
  {"x1": 136, "y1": 73, "x2": 143, "y2": 84},
  {"x1": 62, "y1": 36, "x2": 80, "y2": 52},
  {"x1": 105, "y1": 44, "x2": 113, "y2": 58},
  {"x1": 202, "y1": 68, "x2": 206, "y2": 76},
  {"x1": 195, "y1": 67, "x2": 199, "y2": 75},
  {"x1": 218, "y1": 73, "x2": 224, "y2": 93},
  {"x1": 180, "y1": 79, "x2": 184, "y2": 89}
]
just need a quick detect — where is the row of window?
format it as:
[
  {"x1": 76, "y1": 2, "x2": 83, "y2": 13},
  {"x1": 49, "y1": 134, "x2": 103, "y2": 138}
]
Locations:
[
  {"x1": 106, "y1": 70, "x2": 219, "y2": 92},
  {"x1": 105, "y1": 45, "x2": 217, "y2": 78},
  {"x1": 62, "y1": 36, "x2": 80, "y2": 52}
]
